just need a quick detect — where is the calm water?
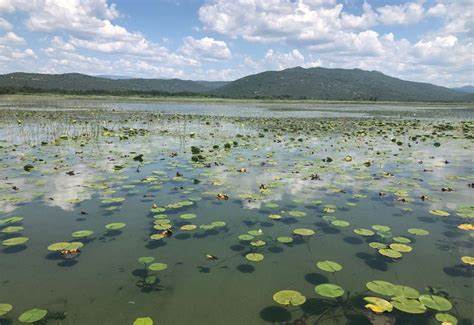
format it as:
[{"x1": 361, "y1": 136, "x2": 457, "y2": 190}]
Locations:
[{"x1": 0, "y1": 99, "x2": 473, "y2": 324}]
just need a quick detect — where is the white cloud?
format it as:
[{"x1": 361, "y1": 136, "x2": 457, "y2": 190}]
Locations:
[
  {"x1": 180, "y1": 36, "x2": 231, "y2": 61},
  {"x1": 376, "y1": 2, "x2": 425, "y2": 25},
  {"x1": 0, "y1": 17, "x2": 12, "y2": 30},
  {"x1": 0, "y1": 31, "x2": 25, "y2": 44}
]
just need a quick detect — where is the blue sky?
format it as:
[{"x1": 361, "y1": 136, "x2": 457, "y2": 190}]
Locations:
[{"x1": 0, "y1": 0, "x2": 472, "y2": 86}]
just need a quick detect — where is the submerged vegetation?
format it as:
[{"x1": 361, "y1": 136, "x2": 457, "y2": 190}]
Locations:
[{"x1": 0, "y1": 100, "x2": 473, "y2": 324}]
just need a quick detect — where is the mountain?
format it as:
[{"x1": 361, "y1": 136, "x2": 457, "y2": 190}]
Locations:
[
  {"x1": 0, "y1": 72, "x2": 226, "y2": 94},
  {"x1": 212, "y1": 67, "x2": 470, "y2": 102},
  {"x1": 0, "y1": 68, "x2": 472, "y2": 102},
  {"x1": 451, "y1": 85, "x2": 474, "y2": 94}
]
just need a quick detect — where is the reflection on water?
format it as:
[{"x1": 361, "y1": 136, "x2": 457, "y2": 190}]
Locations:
[{"x1": 0, "y1": 100, "x2": 473, "y2": 324}]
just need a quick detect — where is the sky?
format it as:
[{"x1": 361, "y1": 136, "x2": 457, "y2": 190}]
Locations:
[{"x1": 0, "y1": 0, "x2": 472, "y2": 87}]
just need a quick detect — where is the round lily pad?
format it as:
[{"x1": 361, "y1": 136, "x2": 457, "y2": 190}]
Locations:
[
  {"x1": 366, "y1": 280, "x2": 397, "y2": 296},
  {"x1": 138, "y1": 257, "x2": 155, "y2": 265},
  {"x1": 315, "y1": 284, "x2": 344, "y2": 298},
  {"x1": 354, "y1": 228, "x2": 374, "y2": 236},
  {"x1": 316, "y1": 260, "x2": 342, "y2": 273},
  {"x1": 148, "y1": 263, "x2": 168, "y2": 271},
  {"x1": 435, "y1": 313, "x2": 457, "y2": 324},
  {"x1": 133, "y1": 317, "x2": 153, "y2": 325},
  {"x1": 391, "y1": 297, "x2": 426, "y2": 314},
  {"x1": 210, "y1": 221, "x2": 226, "y2": 228},
  {"x1": 461, "y1": 256, "x2": 474, "y2": 265},
  {"x1": 248, "y1": 229, "x2": 263, "y2": 236},
  {"x1": 288, "y1": 210, "x2": 306, "y2": 217},
  {"x1": 372, "y1": 225, "x2": 391, "y2": 232},
  {"x1": 268, "y1": 214, "x2": 282, "y2": 220},
  {"x1": 18, "y1": 308, "x2": 47, "y2": 323},
  {"x1": 72, "y1": 230, "x2": 94, "y2": 238},
  {"x1": 105, "y1": 223, "x2": 126, "y2": 230},
  {"x1": 378, "y1": 248, "x2": 402, "y2": 259},
  {"x1": 2, "y1": 237, "x2": 29, "y2": 246},
  {"x1": 0, "y1": 216, "x2": 23, "y2": 225},
  {"x1": 363, "y1": 296, "x2": 393, "y2": 313},
  {"x1": 331, "y1": 220, "x2": 350, "y2": 227},
  {"x1": 293, "y1": 228, "x2": 315, "y2": 236},
  {"x1": 272, "y1": 290, "x2": 306, "y2": 306},
  {"x1": 238, "y1": 234, "x2": 254, "y2": 241},
  {"x1": 276, "y1": 236, "x2": 293, "y2": 244},
  {"x1": 369, "y1": 242, "x2": 386, "y2": 249},
  {"x1": 408, "y1": 228, "x2": 429, "y2": 236},
  {"x1": 245, "y1": 253, "x2": 264, "y2": 262},
  {"x1": 1, "y1": 226, "x2": 24, "y2": 234},
  {"x1": 429, "y1": 209, "x2": 450, "y2": 217},
  {"x1": 180, "y1": 224, "x2": 197, "y2": 231},
  {"x1": 47, "y1": 242, "x2": 84, "y2": 251},
  {"x1": 250, "y1": 239, "x2": 266, "y2": 247},
  {"x1": 419, "y1": 295, "x2": 452, "y2": 312},
  {"x1": 389, "y1": 243, "x2": 412, "y2": 253},
  {"x1": 180, "y1": 213, "x2": 196, "y2": 220},
  {"x1": 393, "y1": 236, "x2": 411, "y2": 244},
  {"x1": 393, "y1": 285, "x2": 420, "y2": 298},
  {"x1": 0, "y1": 303, "x2": 12, "y2": 316}
]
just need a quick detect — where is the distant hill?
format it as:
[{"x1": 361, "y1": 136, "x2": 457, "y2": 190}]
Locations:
[
  {"x1": 0, "y1": 72, "x2": 225, "y2": 94},
  {"x1": 0, "y1": 69, "x2": 472, "y2": 102},
  {"x1": 212, "y1": 67, "x2": 470, "y2": 102},
  {"x1": 452, "y1": 85, "x2": 474, "y2": 94}
]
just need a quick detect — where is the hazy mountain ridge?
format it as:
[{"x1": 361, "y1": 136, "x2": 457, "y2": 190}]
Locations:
[{"x1": 1, "y1": 68, "x2": 472, "y2": 102}]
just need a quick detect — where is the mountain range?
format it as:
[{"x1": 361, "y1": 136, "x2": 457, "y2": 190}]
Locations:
[{"x1": 1, "y1": 67, "x2": 472, "y2": 102}]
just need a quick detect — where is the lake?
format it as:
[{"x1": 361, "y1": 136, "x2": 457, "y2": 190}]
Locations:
[{"x1": 0, "y1": 98, "x2": 473, "y2": 324}]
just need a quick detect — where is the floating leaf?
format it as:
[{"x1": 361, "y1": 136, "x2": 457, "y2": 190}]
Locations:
[
  {"x1": 315, "y1": 284, "x2": 344, "y2": 298},
  {"x1": 288, "y1": 210, "x2": 306, "y2": 217},
  {"x1": 2, "y1": 237, "x2": 29, "y2": 246},
  {"x1": 378, "y1": 248, "x2": 402, "y2": 259},
  {"x1": 316, "y1": 260, "x2": 342, "y2": 273},
  {"x1": 372, "y1": 225, "x2": 391, "y2": 232},
  {"x1": 245, "y1": 253, "x2": 264, "y2": 262},
  {"x1": 180, "y1": 213, "x2": 196, "y2": 220},
  {"x1": 238, "y1": 234, "x2": 254, "y2": 241},
  {"x1": 138, "y1": 257, "x2": 155, "y2": 265},
  {"x1": 276, "y1": 236, "x2": 293, "y2": 244},
  {"x1": 354, "y1": 228, "x2": 374, "y2": 236},
  {"x1": 363, "y1": 297, "x2": 393, "y2": 313},
  {"x1": 272, "y1": 290, "x2": 306, "y2": 306},
  {"x1": 392, "y1": 236, "x2": 411, "y2": 244},
  {"x1": 389, "y1": 243, "x2": 412, "y2": 253},
  {"x1": 148, "y1": 263, "x2": 168, "y2": 271},
  {"x1": 366, "y1": 280, "x2": 397, "y2": 296},
  {"x1": 0, "y1": 303, "x2": 12, "y2": 316},
  {"x1": 133, "y1": 317, "x2": 153, "y2": 325},
  {"x1": 250, "y1": 239, "x2": 266, "y2": 247},
  {"x1": 461, "y1": 256, "x2": 474, "y2": 265},
  {"x1": 419, "y1": 295, "x2": 452, "y2": 311},
  {"x1": 180, "y1": 224, "x2": 197, "y2": 231},
  {"x1": 369, "y1": 242, "x2": 386, "y2": 249},
  {"x1": 18, "y1": 308, "x2": 47, "y2": 323},
  {"x1": 408, "y1": 228, "x2": 429, "y2": 236},
  {"x1": 435, "y1": 313, "x2": 457, "y2": 324},
  {"x1": 293, "y1": 228, "x2": 315, "y2": 236},
  {"x1": 105, "y1": 223, "x2": 126, "y2": 230},
  {"x1": 429, "y1": 209, "x2": 450, "y2": 217},
  {"x1": 47, "y1": 242, "x2": 83, "y2": 251},
  {"x1": 331, "y1": 220, "x2": 350, "y2": 227},
  {"x1": 71, "y1": 230, "x2": 94, "y2": 238},
  {"x1": 391, "y1": 297, "x2": 426, "y2": 314}
]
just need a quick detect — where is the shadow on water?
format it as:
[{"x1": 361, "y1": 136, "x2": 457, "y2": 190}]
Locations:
[
  {"x1": 236, "y1": 264, "x2": 255, "y2": 273},
  {"x1": 3, "y1": 245, "x2": 27, "y2": 254},
  {"x1": 259, "y1": 306, "x2": 291, "y2": 323},
  {"x1": 304, "y1": 272, "x2": 329, "y2": 285},
  {"x1": 355, "y1": 252, "x2": 389, "y2": 272},
  {"x1": 343, "y1": 236, "x2": 364, "y2": 245},
  {"x1": 443, "y1": 265, "x2": 473, "y2": 278}
]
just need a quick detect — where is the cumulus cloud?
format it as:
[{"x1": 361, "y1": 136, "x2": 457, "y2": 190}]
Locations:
[{"x1": 180, "y1": 36, "x2": 231, "y2": 61}]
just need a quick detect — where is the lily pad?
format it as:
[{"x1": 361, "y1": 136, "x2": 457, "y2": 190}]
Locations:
[
  {"x1": 408, "y1": 228, "x2": 429, "y2": 236},
  {"x1": 429, "y1": 209, "x2": 450, "y2": 217},
  {"x1": 133, "y1": 317, "x2": 153, "y2": 325},
  {"x1": 138, "y1": 257, "x2": 155, "y2": 265},
  {"x1": 315, "y1": 284, "x2": 344, "y2": 298},
  {"x1": 0, "y1": 303, "x2": 12, "y2": 316},
  {"x1": 47, "y1": 242, "x2": 84, "y2": 251},
  {"x1": 245, "y1": 253, "x2": 264, "y2": 262},
  {"x1": 389, "y1": 243, "x2": 412, "y2": 253},
  {"x1": 105, "y1": 223, "x2": 126, "y2": 230},
  {"x1": 276, "y1": 236, "x2": 293, "y2": 244},
  {"x1": 316, "y1": 260, "x2": 342, "y2": 273},
  {"x1": 148, "y1": 263, "x2": 168, "y2": 271},
  {"x1": 18, "y1": 308, "x2": 48, "y2": 323},
  {"x1": 2, "y1": 237, "x2": 29, "y2": 246},
  {"x1": 378, "y1": 248, "x2": 402, "y2": 259},
  {"x1": 180, "y1": 224, "x2": 197, "y2": 231},
  {"x1": 180, "y1": 213, "x2": 196, "y2": 220},
  {"x1": 272, "y1": 290, "x2": 306, "y2": 306},
  {"x1": 366, "y1": 280, "x2": 397, "y2": 296},
  {"x1": 72, "y1": 230, "x2": 94, "y2": 238},
  {"x1": 331, "y1": 220, "x2": 350, "y2": 227},
  {"x1": 293, "y1": 228, "x2": 315, "y2": 236},
  {"x1": 363, "y1": 296, "x2": 393, "y2": 313},
  {"x1": 419, "y1": 295, "x2": 452, "y2": 311},
  {"x1": 391, "y1": 297, "x2": 426, "y2": 314},
  {"x1": 435, "y1": 313, "x2": 457, "y2": 324},
  {"x1": 461, "y1": 256, "x2": 474, "y2": 265},
  {"x1": 372, "y1": 225, "x2": 391, "y2": 232},
  {"x1": 354, "y1": 228, "x2": 374, "y2": 236}
]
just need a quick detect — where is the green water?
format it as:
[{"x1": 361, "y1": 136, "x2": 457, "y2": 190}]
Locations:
[{"x1": 0, "y1": 99, "x2": 473, "y2": 324}]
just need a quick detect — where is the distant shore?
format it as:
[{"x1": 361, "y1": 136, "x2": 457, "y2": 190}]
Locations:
[{"x1": 1, "y1": 93, "x2": 473, "y2": 107}]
